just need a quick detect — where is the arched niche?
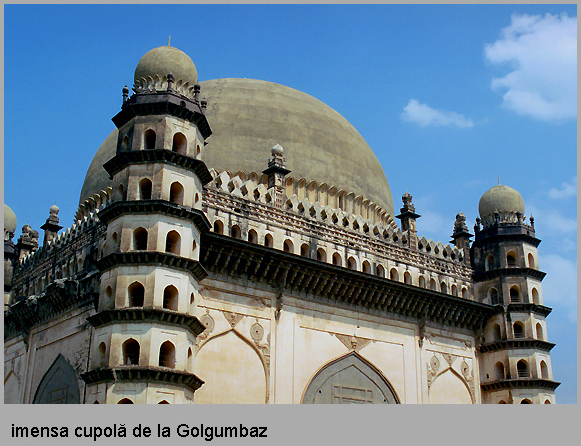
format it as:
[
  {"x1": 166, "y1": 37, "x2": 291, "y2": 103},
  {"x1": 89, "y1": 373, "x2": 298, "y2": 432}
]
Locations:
[
  {"x1": 32, "y1": 354, "x2": 80, "y2": 404},
  {"x1": 429, "y1": 368, "x2": 473, "y2": 404},
  {"x1": 194, "y1": 330, "x2": 267, "y2": 404},
  {"x1": 301, "y1": 352, "x2": 399, "y2": 404}
]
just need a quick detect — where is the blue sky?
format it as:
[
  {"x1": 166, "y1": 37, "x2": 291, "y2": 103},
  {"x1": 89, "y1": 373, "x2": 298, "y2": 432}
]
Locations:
[{"x1": 3, "y1": 4, "x2": 577, "y2": 403}]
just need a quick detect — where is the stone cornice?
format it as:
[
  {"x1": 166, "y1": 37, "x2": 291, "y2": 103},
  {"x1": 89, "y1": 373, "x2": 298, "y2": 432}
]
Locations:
[
  {"x1": 97, "y1": 200, "x2": 211, "y2": 233},
  {"x1": 96, "y1": 252, "x2": 208, "y2": 282},
  {"x1": 112, "y1": 92, "x2": 212, "y2": 140},
  {"x1": 507, "y1": 303, "x2": 552, "y2": 317},
  {"x1": 479, "y1": 338, "x2": 555, "y2": 353},
  {"x1": 200, "y1": 232, "x2": 494, "y2": 331},
  {"x1": 103, "y1": 149, "x2": 212, "y2": 185},
  {"x1": 473, "y1": 267, "x2": 546, "y2": 282},
  {"x1": 473, "y1": 230, "x2": 540, "y2": 247},
  {"x1": 87, "y1": 308, "x2": 206, "y2": 336},
  {"x1": 481, "y1": 378, "x2": 560, "y2": 392},
  {"x1": 4, "y1": 275, "x2": 98, "y2": 341},
  {"x1": 81, "y1": 366, "x2": 204, "y2": 393}
]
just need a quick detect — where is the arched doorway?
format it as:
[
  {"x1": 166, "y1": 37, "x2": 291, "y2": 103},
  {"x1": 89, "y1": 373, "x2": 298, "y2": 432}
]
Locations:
[
  {"x1": 32, "y1": 354, "x2": 80, "y2": 404},
  {"x1": 302, "y1": 352, "x2": 399, "y2": 404}
]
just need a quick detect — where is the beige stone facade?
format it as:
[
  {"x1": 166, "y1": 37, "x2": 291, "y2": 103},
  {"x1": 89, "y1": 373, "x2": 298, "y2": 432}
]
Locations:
[{"x1": 4, "y1": 45, "x2": 558, "y2": 404}]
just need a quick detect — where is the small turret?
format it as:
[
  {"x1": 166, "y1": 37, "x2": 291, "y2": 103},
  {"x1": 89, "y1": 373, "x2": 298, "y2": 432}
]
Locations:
[
  {"x1": 396, "y1": 192, "x2": 420, "y2": 250},
  {"x1": 263, "y1": 143, "x2": 291, "y2": 209},
  {"x1": 16, "y1": 224, "x2": 39, "y2": 261},
  {"x1": 40, "y1": 204, "x2": 63, "y2": 247}
]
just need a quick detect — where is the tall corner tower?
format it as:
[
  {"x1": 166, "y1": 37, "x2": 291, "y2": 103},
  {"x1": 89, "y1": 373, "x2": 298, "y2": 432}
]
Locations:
[
  {"x1": 81, "y1": 45, "x2": 213, "y2": 404},
  {"x1": 470, "y1": 185, "x2": 559, "y2": 404}
]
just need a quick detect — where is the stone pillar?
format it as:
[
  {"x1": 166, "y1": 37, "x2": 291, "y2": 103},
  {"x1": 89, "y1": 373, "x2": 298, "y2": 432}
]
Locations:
[
  {"x1": 40, "y1": 205, "x2": 63, "y2": 247},
  {"x1": 262, "y1": 144, "x2": 291, "y2": 209}
]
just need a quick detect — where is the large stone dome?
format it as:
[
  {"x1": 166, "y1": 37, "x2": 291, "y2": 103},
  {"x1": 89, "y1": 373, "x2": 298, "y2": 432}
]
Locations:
[
  {"x1": 4, "y1": 204, "x2": 17, "y2": 234},
  {"x1": 478, "y1": 185, "x2": 525, "y2": 219},
  {"x1": 79, "y1": 79, "x2": 394, "y2": 217}
]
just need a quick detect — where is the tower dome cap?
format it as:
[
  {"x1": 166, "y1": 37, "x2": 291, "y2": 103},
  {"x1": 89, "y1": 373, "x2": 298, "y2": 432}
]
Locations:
[
  {"x1": 134, "y1": 45, "x2": 198, "y2": 88},
  {"x1": 478, "y1": 184, "x2": 525, "y2": 219}
]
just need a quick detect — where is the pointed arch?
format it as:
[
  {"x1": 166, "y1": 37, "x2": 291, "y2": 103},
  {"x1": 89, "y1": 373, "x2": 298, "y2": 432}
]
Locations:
[
  {"x1": 301, "y1": 351, "x2": 399, "y2": 404},
  {"x1": 32, "y1": 354, "x2": 80, "y2": 404},
  {"x1": 429, "y1": 366, "x2": 474, "y2": 404},
  {"x1": 195, "y1": 329, "x2": 268, "y2": 404}
]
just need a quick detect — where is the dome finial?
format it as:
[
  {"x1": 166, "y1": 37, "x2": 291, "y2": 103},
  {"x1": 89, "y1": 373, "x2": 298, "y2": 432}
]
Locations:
[{"x1": 168, "y1": 36, "x2": 171, "y2": 47}]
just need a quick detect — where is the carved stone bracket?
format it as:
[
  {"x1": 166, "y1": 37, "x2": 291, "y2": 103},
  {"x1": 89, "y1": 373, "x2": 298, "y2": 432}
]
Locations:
[
  {"x1": 335, "y1": 333, "x2": 374, "y2": 353},
  {"x1": 222, "y1": 310, "x2": 244, "y2": 328}
]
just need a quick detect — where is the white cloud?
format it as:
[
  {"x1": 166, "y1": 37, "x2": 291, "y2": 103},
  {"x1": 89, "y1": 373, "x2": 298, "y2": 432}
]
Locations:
[
  {"x1": 548, "y1": 176, "x2": 577, "y2": 199},
  {"x1": 527, "y1": 204, "x2": 577, "y2": 234},
  {"x1": 485, "y1": 13, "x2": 577, "y2": 121},
  {"x1": 539, "y1": 253, "x2": 577, "y2": 322},
  {"x1": 401, "y1": 99, "x2": 474, "y2": 128}
]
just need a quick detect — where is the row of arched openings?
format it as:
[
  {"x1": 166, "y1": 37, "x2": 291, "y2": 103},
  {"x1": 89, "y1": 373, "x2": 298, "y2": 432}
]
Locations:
[
  {"x1": 113, "y1": 338, "x2": 194, "y2": 370},
  {"x1": 110, "y1": 282, "x2": 194, "y2": 310},
  {"x1": 128, "y1": 129, "x2": 200, "y2": 157},
  {"x1": 493, "y1": 359, "x2": 549, "y2": 380},
  {"x1": 487, "y1": 286, "x2": 539, "y2": 305},
  {"x1": 490, "y1": 322, "x2": 544, "y2": 341},
  {"x1": 130, "y1": 228, "x2": 186, "y2": 255},
  {"x1": 213, "y1": 220, "x2": 466, "y2": 296},
  {"x1": 485, "y1": 252, "x2": 536, "y2": 271}
]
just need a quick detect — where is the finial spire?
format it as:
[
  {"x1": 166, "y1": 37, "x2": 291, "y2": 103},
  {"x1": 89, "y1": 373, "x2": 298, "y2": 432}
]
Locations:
[
  {"x1": 168, "y1": 36, "x2": 171, "y2": 46},
  {"x1": 498, "y1": 176, "x2": 500, "y2": 185}
]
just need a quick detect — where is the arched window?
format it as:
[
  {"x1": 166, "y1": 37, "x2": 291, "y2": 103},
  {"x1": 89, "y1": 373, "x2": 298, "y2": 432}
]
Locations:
[
  {"x1": 283, "y1": 239, "x2": 294, "y2": 253},
  {"x1": 536, "y1": 323, "x2": 544, "y2": 340},
  {"x1": 544, "y1": 399, "x2": 551, "y2": 404},
  {"x1": 332, "y1": 253, "x2": 342, "y2": 267},
  {"x1": 98, "y1": 342, "x2": 107, "y2": 367},
  {"x1": 513, "y1": 322, "x2": 525, "y2": 338},
  {"x1": 489, "y1": 288, "x2": 499, "y2": 305},
  {"x1": 317, "y1": 248, "x2": 327, "y2": 262},
  {"x1": 144, "y1": 129, "x2": 156, "y2": 150},
  {"x1": 430, "y1": 278, "x2": 437, "y2": 291},
  {"x1": 122, "y1": 339, "x2": 140, "y2": 365},
  {"x1": 117, "y1": 184, "x2": 124, "y2": 201},
  {"x1": 248, "y1": 229, "x2": 258, "y2": 244},
  {"x1": 461, "y1": 288, "x2": 467, "y2": 299},
  {"x1": 231, "y1": 225, "x2": 241, "y2": 239},
  {"x1": 169, "y1": 182, "x2": 184, "y2": 205},
  {"x1": 213, "y1": 220, "x2": 224, "y2": 234},
  {"x1": 531, "y1": 288, "x2": 540, "y2": 304},
  {"x1": 390, "y1": 268, "x2": 399, "y2": 281},
  {"x1": 527, "y1": 253, "x2": 535, "y2": 268},
  {"x1": 172, "y1": 133, "x2": 187, "y2": 155},
  {"x1": 301, "y1": 244, "x2": 310, "y2": 257},
  {"x1": 451, "y1": 284, "x2": 458, "y2": 296},
  {"x1": 520, "y1": 399, "x2": 532, "y2": 404},
  {"x1": 133, "y1": 227, "x2": 148, "y2": 251},
  {"x1": 363, "y1": 261, "x2": 372, "y2": 275},
  {"x1": 163, "y1": 285, "x2": 179, "y2": 311},
  {"x1": 402, "y1": 271, "x2": 411, "y2": 284},
  {"x1": 187, "y1": 348, "x2": 193, "y2": 372},
  {"x1": 418, "y1": 275, "x2": 425, "y2": 288},
  {"x1": 139, "y1": 179, "x2": 152, "y2": 200},
  {"x1": 347, "y1": 257, "x2": 357, "y2": 270},
  {"x1": 165, "y1": 230, "x2": 181, "y2": 255},
  {"x1": 492, "y1": 324, "x2": 502, "y2": 341},
  {"x1": 158, "y1": 341, "x2": 176, "y2": 368},
  {"x1": 540, "y1": 360, "x2": 549, "y2": 379},
  {"x1": 264, "y1": 233, "x2": 273, "y2": 248},
  {"x1": 506, "y1": 252, "x2": 517, "y2": 267},
  {"x1": 494, "y1": 362, "x2": 505, "y2": 380},
  {"x1": 517, "y1": 360, "x2": 529, "y2": 378},
  {"x1": 485, "y1": 255, "x2": 494, "y2": 271},
  {"x1": 440, "y1": 282, "x2": 447, "y2": 294},
  {"x1": 121, "y1": 135, "x2": 129, "y2": 151},
  {"x1": 510, "y1": 286, "x2": 520, "y2": 303},
  {"x1": 118, "y1": 398, "x2": 134, "y2": 404},
  {"x1": 158, "y1": 400, "x2": 170, "y2": 404},
  {"x1": 376, "y1": 264, "x2": 385, "y2": 278},
  {"x1": 498, "y1": 400, "x2": 506, "y2": 404},
  {"x1": 127, "y1": 282, "x2": 145, "y2": 307}
]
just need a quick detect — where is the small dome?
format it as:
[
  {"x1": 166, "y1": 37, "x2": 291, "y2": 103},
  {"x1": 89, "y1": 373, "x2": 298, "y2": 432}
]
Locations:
[
  {"x1": 49, "y1": 204, "x2": 59, "y2": 215},
  {"x1": 22, "y1": 224, "x2": 32, "y2": 234},
  {"x1": 4, "y1": 204, "x2": 17, "y2": 233},
  {"x1": 271, "y1": 143, "x2": 284, "y2": 156},
  {"x1": 479, "y1": 185, "x2": 525, "y2": 219},
  {"x1": 134, "y1": 45, "x2": 198, "y2": 88}
]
